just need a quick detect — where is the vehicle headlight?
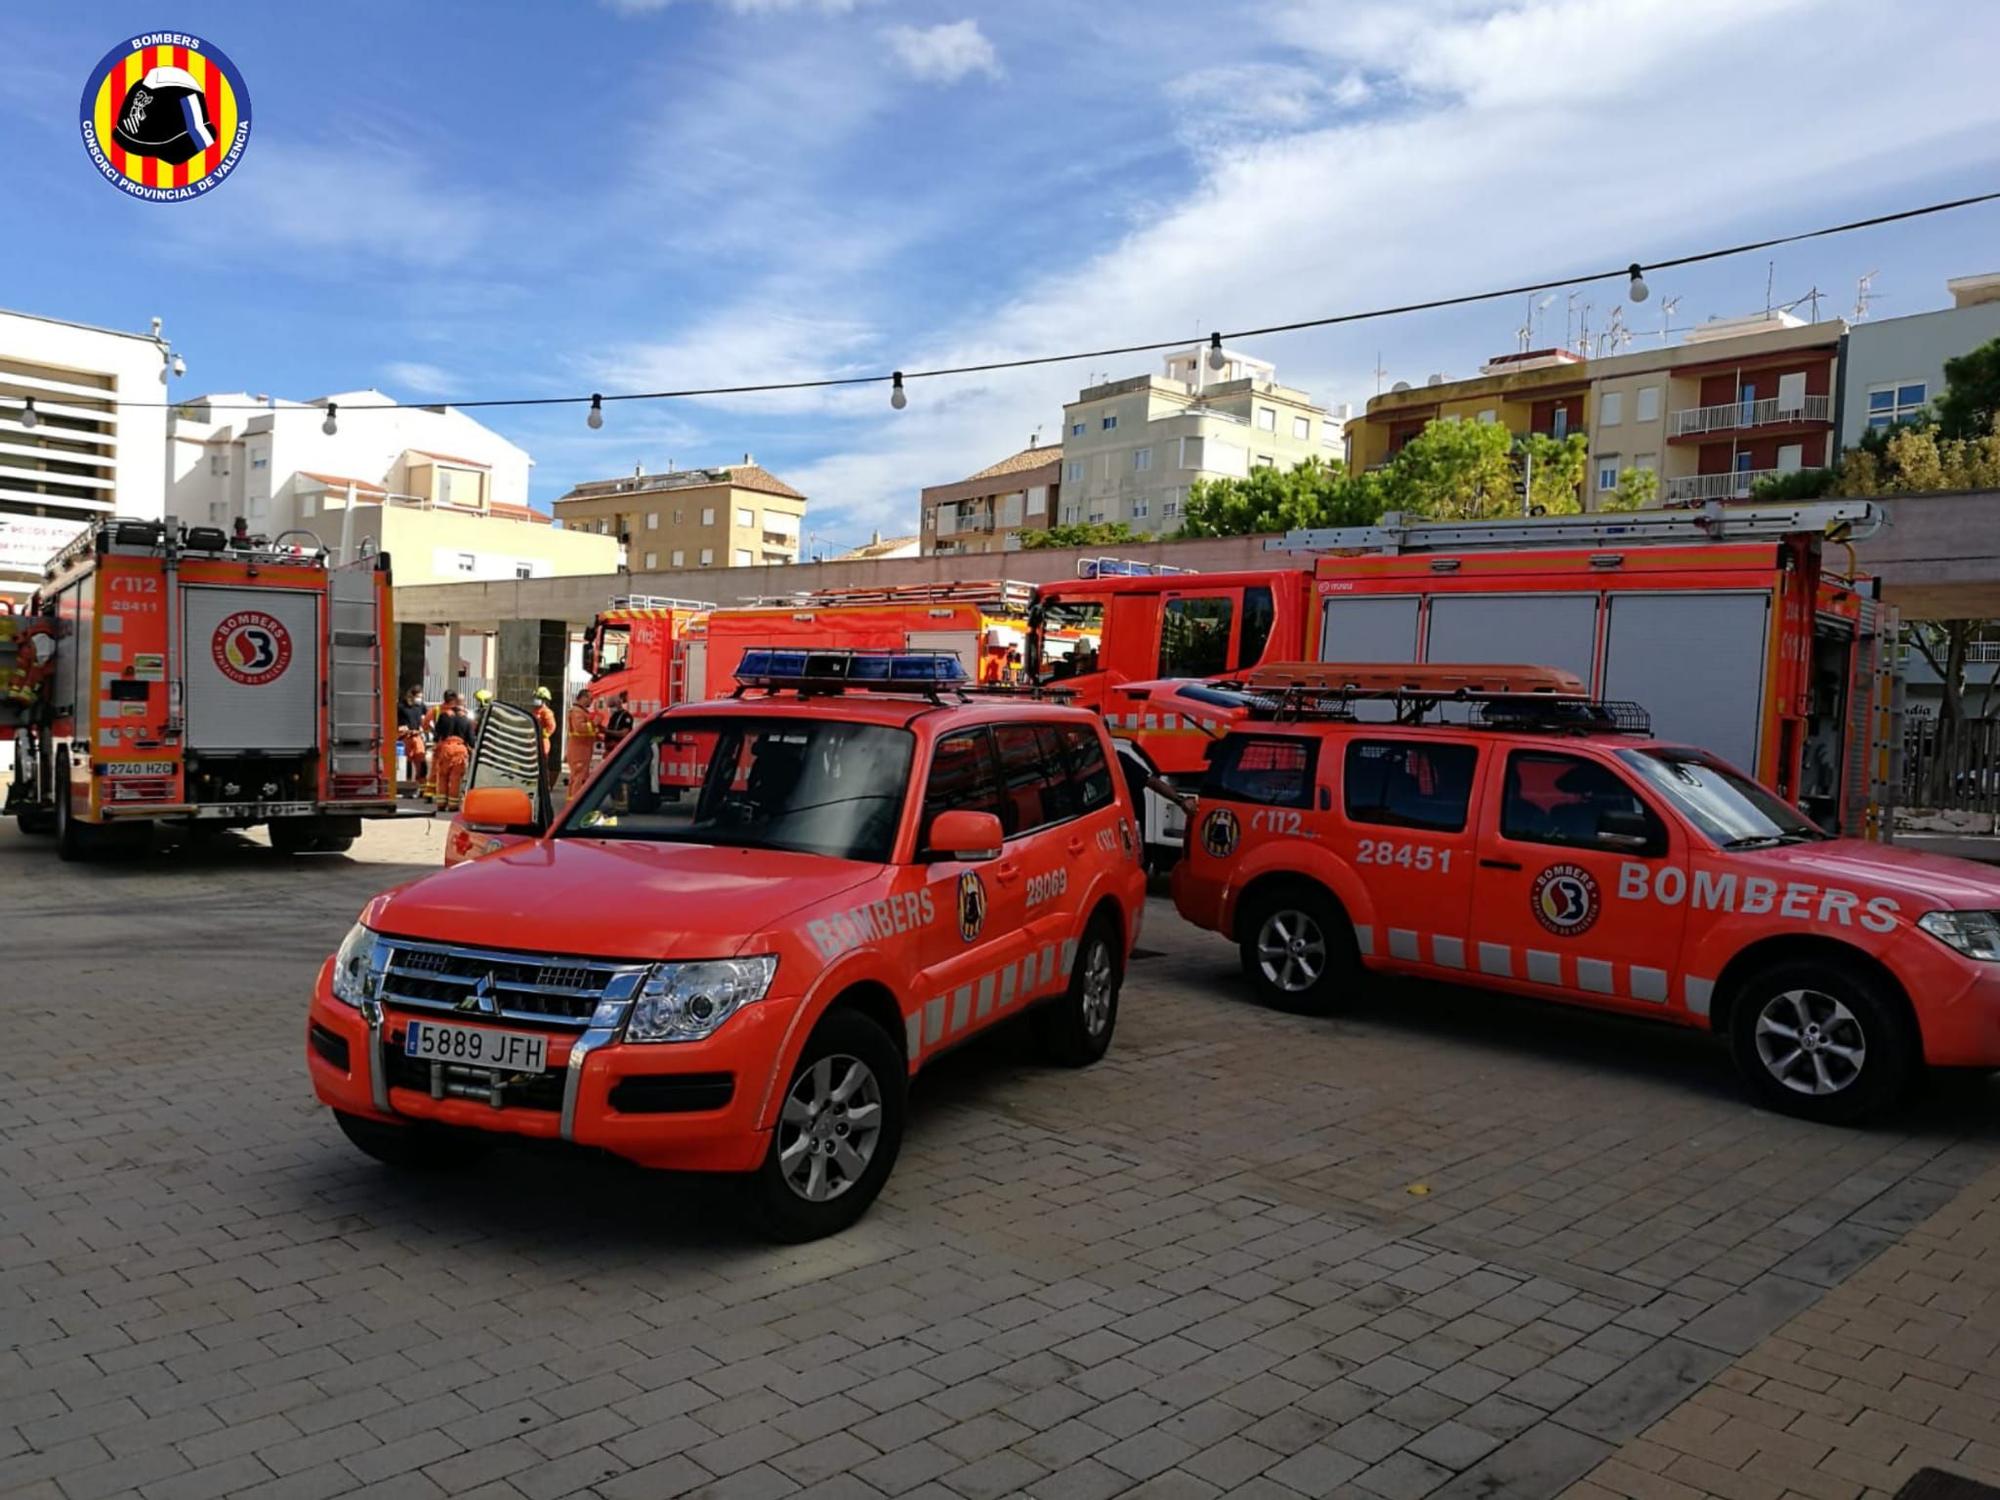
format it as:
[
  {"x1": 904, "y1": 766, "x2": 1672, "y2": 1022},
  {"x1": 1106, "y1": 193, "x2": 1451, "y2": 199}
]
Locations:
[
  {"x1": 626, "y1": 956, "x2": 777, "y2": 1043},
  {"x1": 1917, "y1": 910, "x2": 2000, "y2": 962},
  {"x1": 330, "y1": 922, "x2": 385, "y2": 1005}
]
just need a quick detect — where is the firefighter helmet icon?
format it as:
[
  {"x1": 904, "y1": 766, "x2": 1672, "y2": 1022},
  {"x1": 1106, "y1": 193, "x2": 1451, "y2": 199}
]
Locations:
[
  {"x1": 1200, "y1": 807, "x2": 1240, "y2": 859},
  {"x1": 113, "y1": 67, "x2": 216, "y2": 164},
  {"x1": 1531, "y1": 863, "x2": 1601, "y2": 937},
  {"x1": 81, "y1": 34, "x2": 253, "y2": 200},
  {"x1": 956, "y1": 870, "x2": 988, "y2": 943}
]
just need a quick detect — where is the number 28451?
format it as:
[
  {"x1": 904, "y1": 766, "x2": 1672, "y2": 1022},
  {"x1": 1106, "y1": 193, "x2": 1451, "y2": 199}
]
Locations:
[{"x1": 1355, "y1": 840, "x2": 1453, "y2": 872}]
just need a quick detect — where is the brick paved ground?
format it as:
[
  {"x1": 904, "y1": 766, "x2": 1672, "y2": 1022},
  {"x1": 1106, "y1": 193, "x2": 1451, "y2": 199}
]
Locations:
[{"x1": 3, "y1": 816, "x2": 1998, "y2": 1500}]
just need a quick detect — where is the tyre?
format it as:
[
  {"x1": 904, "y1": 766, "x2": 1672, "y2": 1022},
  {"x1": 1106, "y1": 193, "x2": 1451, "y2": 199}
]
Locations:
[
  {"x1": 333, "y1": 1110, "x2": 491, "y2": 1170},
  {"x1": 15, "y1": 809, "x2": 55, "y2": 836},
  {"x1": 744, "y1": 1009, "x2": 904, "y2": 1243},
  {"x1": 1727, "y1": 959, "x2": 1917, "y2": 1125},
  {"x1": 1237, "y1": 882, "x2": 1359, "y2": 1015},
  {"x1": 1034, "y1": 915, "x2": 1122, "y2": 1067},
  {"x1": 315, "y1": 834, "x2": 356, "y2": 854},
  {"x1": 268, "y1": 819, "x2": 317, "y2": 855}
]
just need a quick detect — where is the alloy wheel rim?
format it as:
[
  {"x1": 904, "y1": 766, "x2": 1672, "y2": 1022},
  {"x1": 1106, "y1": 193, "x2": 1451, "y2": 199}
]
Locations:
[
  {"x1": 1080, "y1": 940, "x2": 1115, "y2": 1036},
  {"x1": 777, "y1": 1053, "x2": 882, "y2": 1202},
  {"x1": 1257, "y1": 909, "x2": 1327, "y2": 993},
  {"x1": 1754, "y1": 988, "x2": 1867, "y2": 1096}
]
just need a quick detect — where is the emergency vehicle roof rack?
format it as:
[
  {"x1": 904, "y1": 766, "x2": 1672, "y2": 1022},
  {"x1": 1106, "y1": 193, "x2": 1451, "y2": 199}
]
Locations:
[
  {"x1": 47, "y1": 517, "x2": 331, "y2": 577},
  {"x1": 1264, "y1": 499, "x2": 1883, "y2": 555},
  {"x1": 1232, "y1": 662, "x2": 1652, "y2": 735},
  {"x1": 734, "y1": 579, "x2": 1035, "y2": 612},
  {"x1": 1077, "y1": 557, "x2": 1199, "y2": 578},
  {"x1": 607, "y1": 593, "x2": 714, "y2": 612},
  {"x1": 733, "y1": 648, "x2": 970, "y2": 702}
]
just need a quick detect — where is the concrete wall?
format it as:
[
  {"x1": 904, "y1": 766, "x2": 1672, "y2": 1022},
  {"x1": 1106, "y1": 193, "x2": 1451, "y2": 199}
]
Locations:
[{"x1": 354, "y1": 503, "x2": 619, "y2": 587}]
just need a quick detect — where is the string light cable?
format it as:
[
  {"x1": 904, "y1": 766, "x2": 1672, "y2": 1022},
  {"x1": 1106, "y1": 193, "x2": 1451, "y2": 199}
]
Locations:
[{"x1": 30, "y1": 187, "x2": 1999, "y2": 424}]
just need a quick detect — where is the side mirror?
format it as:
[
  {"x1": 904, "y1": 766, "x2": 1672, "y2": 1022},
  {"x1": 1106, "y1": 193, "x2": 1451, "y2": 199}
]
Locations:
[
  {"x1": 461, "y1": 786, "x2": 536, "y2": 833},
  {"x1": 926, "y1": 809, "x2": 1003, "y2": 862},
  {"x1": 1596, "y1": 808, "x2": 1656, "y2": 852}
]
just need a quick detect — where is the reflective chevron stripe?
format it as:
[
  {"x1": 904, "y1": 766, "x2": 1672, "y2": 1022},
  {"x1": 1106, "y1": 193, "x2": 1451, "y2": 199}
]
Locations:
[
  {"x1": 905, "y1": 937, "x2": 1079, "y2": 1063},
  {"x1": 1374, "y1": 931, "x2": 1686, "y2": 1008}
]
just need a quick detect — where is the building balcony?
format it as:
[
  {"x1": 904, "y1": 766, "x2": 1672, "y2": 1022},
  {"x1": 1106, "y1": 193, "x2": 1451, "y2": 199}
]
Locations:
[
  {"x1": 1663, "y1": 469, "x2": 1779, "y2": 503},
  {"x1": 1668, "y1": 393, "x2": 1830, "y2": 440}
]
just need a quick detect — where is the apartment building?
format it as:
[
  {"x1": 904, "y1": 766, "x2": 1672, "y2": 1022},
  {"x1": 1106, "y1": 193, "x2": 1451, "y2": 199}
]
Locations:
[
  {"x1": 1347, "y1": 349, "x2": 1591, "y2": 471},
  {"x1": 1058, "y1": 346, "x2": 1336, "y2": 534},
  {"x1": 1837, "y1": 272, "x2": 2000, "y2": 447},
  {"x1": 0, "y1": 308, "x2": 170, "y2": 598},
  {"x1": 920, "y1": 440, "x2": 1060, "y2": 555},
  {"x1": 551, "y1": 457, "x2": 806, "y2": 569}
]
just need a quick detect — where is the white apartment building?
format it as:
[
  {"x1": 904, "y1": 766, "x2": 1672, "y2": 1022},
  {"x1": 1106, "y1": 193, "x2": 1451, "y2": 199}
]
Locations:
[
  {"x1": 0, "y1": 308, "x2": 171, "y2": 598},
  {"x1": 167, "y1": 390, "x2": 613, "y2": 584},
  {"x1": 1056, "y1": 346, "x2": 1338, "y2": 535}
]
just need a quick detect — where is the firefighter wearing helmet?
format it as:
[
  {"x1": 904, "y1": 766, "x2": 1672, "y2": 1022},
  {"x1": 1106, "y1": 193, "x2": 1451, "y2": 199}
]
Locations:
[
  {"x1": 430, "y1": 692, "x2": 476, "y2": 811},
  {"x1": 532, "y1": 685, "x2": 557, "y2": 764}
]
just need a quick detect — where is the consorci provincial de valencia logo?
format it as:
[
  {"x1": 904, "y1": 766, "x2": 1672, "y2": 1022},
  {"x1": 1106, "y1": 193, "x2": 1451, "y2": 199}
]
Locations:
[
  {"x1": 212, "y1": 610, "x2": 292, "y2": 686},
  {"x1": 956, "y1": 870, "x2": 988, "y2": 943},
  {"x1": 1531, "y1": 862, "x2": 1601, "y2": 937},
  {"x1": 80, "y1": 32, "x2": 251, "y2": 202}
]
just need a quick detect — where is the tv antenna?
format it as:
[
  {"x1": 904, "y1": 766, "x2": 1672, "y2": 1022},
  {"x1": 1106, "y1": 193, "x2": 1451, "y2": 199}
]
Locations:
[
  {"x1": 1765, "y1": 259, "x2": 1776, "y2": 315},
  {"x1": 1853, "y1": 270, "x2": 1878, "y2": 322},
  {"x1": 1373, "y1": 351, "x2": 1388, "y2": 394},
  {"x1": 1660, "y1": 295, "x2": 1681, "y2": 346}
]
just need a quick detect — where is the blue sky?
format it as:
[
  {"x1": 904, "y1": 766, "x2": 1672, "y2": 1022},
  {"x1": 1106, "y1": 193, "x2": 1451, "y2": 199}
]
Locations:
[{"x1": 7, "y1": 0, "x2": 2000, "y2": 550}]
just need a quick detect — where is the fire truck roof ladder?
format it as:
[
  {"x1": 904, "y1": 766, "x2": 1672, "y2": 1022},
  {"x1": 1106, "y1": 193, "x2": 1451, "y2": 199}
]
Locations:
[
  {"x1": 609, "y1": 594, "x2": 715, "y2": 612},
  {"x1": 737, "y1": 579, "x2": 1036, "y2": 611},
  {"x1": 1265, "y1": 499, "x2": 1884, "y2": 555},
  {"x1": 1234, "y1": 661, "x2": 1652, "y2": 734}
]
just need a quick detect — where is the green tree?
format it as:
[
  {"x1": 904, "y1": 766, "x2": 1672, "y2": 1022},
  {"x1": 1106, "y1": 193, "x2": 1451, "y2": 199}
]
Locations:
[
  {"x1": 1015, "y1": 521, "x2": 1139, "y2": 550},
  {"x1": 1933, "y1": 335, "x2": 2000, "y2": 440},
  {"x1": 1375, "y1": 418, "x2": 1518, "y2": 520},
  {"x1": 1598, "y1": 465, "x2": 1660, "y2": 512},
  {"x1": 1520, "y1": 431, "x2": 1589, "y2": 515},
  {"x1": 1747, "y1": 466, "x2": 1835, "y2": 501},
  {"x1": 1176, "y1": 456, "x2": 1386, "y2": 538}
]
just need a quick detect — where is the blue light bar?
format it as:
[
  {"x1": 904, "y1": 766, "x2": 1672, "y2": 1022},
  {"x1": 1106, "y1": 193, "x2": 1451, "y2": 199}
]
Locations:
[{"x1": 734, "y1": 648, "x2": 968, "y2": 691}]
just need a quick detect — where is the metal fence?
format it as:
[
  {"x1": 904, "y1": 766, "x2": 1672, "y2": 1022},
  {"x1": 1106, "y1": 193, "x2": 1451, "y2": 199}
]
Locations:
[{"x1": 1901, "y1": 717, "x2": 2000, "y2": 814}]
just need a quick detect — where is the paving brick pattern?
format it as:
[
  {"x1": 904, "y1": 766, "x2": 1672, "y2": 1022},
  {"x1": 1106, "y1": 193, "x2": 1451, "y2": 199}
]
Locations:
[{"x1": 3, "y1": 819, "x2": 1999, "y2": 1499}]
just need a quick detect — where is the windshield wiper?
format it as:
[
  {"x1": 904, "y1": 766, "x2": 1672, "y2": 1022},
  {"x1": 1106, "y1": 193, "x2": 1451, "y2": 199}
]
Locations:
[{"x1": 1720, "y1": 833, "x2": 1819, "y2": 850}]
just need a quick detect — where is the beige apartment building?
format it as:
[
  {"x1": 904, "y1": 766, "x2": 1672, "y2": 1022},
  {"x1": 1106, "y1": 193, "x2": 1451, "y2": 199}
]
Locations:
[
  {"x1": 920, "y1": 440, "x2": 1062, "y2": 554},
  {"x1": 1058, "y1": 346, "x2": 1338, "y2": 534},
  {"x1": 551, "y1": 457, "x2": 807, "y2": 569}
]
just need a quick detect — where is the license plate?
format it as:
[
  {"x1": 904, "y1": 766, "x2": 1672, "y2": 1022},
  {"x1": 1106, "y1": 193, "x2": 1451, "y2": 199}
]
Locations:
[{"x1": 402, "y1": 1019, "x2": 548, "y2": 1073}]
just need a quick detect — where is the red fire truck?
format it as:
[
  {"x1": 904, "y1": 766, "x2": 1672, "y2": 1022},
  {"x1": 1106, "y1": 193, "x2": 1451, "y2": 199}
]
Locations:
[
  {"x1": 2, "y1": 518, "x2": 398, "y2": 859},
  {"x1": 1027, "y1": 501, "x2": 1898, "y2": 864},
  {"x1": 578, "y1": 594, "x2": 715, "y2": 718}
]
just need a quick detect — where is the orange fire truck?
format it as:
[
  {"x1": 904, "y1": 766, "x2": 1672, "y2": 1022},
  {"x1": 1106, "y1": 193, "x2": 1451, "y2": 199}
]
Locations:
[
  {"x1": 1027, "y1": 501, "x2": 1898, "y2": 864},
  {"x1": 2, "y1": 518, "x2": 398, "y2": 859},
  {"x1": 579, "y1": 594, "x2": 715, "y2": 718}
]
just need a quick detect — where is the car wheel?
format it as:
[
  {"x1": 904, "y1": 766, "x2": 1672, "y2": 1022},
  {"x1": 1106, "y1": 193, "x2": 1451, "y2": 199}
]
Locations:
[
  {"x1": 1728, "y1": 960, "x2": 1916, "y2": 1125},
  {"x1": 745, "y1": 1009, "x2": 904, "y2": 1243},
  {"x1": 1238, "y1": 883, "x2": 1358, "y2": 1015},
  {"x1": 333, "y1": 1109, "x2": 491, "y2": 1169},
  {"x1": 268, "y1": 819, "x2": 317, "y2": 855},
  {"x1": 1034, "y1": 915, "x2": 1122, "y2": 1067}
]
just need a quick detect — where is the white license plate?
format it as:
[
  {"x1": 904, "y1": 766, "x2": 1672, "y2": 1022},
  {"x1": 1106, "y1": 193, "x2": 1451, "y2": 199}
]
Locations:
[{"x1": 402, "y1": 1019, "x2": 548, "y2": 1073}]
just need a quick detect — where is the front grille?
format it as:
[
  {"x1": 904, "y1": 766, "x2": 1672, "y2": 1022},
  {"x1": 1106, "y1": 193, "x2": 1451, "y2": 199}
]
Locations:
[
  {"x1": 377, "y1": 937, "x2": 649, "y2": 1029},
  {"x1": 382, "y1": 1039, "x2": 565, "y2": 1112}
]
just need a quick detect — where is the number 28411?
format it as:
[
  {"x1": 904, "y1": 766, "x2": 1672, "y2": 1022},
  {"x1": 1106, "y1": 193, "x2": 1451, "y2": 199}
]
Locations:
[{"x1": 1355, "y1": 840, "x2": 1452, "y2": 872}]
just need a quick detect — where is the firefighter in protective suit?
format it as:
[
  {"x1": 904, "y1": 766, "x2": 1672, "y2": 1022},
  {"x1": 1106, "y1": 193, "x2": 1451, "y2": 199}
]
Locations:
[
  {"x1": 2, "y1": 614, "x2": 56, "y2": 710},
  {"x1": 564, "y1": 689, "x2": 596, "y2": 792},
  {"x1": 431, "y1": 692, "x2": 476, "y2": 811}
]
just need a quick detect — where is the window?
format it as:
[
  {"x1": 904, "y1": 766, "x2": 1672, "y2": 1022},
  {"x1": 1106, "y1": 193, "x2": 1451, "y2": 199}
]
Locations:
[
  {"x1": 1065, "y1": 460, "x2": 1083, "y2": 484},
  {"x1": 1205, "y1": 735, "x2": 1316, "y2": 809},
  {"x1": 1102, "y1": 453, "x2": 1116, "y2": 481},
  {"x1": 922, "y1": 729, "x2": 1004, "y2": 838},
  {"x1": 1159, "y1": 596, "x2": 1234, "y2": 677},
  {"x1": 1293, "y1": 416, "x2": 1311, "y2": 440},
  {"x1": 1256, "y1": 406, "x2": 1277, "y2": 432},
  {"x1": 1102, "y1": 414, "x2": 1118, "y2": 431},
  {"x1": 699, "y1": 547, "x2": 713, "y2": 565},
  {"x1": 1620, "y1": 749, "x2": 1822, "y2": 848},
  {"x1": 674, "y1": 510, "x2": 684, "y2": 525},
  {"x1": 1501, "y1": 750, "x2": 1665, "y2": 854},
  {"x1": 1776, "y1": 371, "x2": 1807, "y2": 413},
  {"x1": 456, "y1": 553, "x2": 476, "y2": 573},
  {"x1": 1131, "y1": 496, "x2": 1149, "y2": 518},
  {"x1": 999, "y1": 492, "x2": 1024, "y2": 527},
  {"x1": 1344, "y1": 740, "x2": 1479, "y2": 832},
  {"x1": 671, "y1": 549, "x2": 684, "y2": 567},
  {"x1": 1026, "y1": 485, "x2": 1047, "y2": 516},
  {"x1": 251, "y1": 454, "x2": 269, "y2": 470},
  {"x1": 646, "y1": 512, "x2": 659, "y2": 530},
  {"x1": 1060, "y1": 501, "x2": 1082, "y2": 524},
  {"x1": 1599, "y1": 392, "x2": 1623, "y2": 426},
  {"x1": 1634, "y1": 453, "x2": 1657, "y2": 473},
  {"x1": 1867, "y1": 382, "x2": 1928, "y2": 429},
  {"x1": 208, "y1": 454, "x2": 224, "y2": 475},
  {"x1": 1179, "y1": 436, "x2": 1204, "y2": 469},
  {"x1": 515, "y1": 564, "x2": 533, "y2": 581},
  {"x1": 1597, "y1": 459, "x2": 1620, "y2": 493},
  {"x1": 1133, "y1": 447, "x2": 1152, "y2": 472},
  {"x1": 1163, "y1": 496, "x2": 1182, "y2": 518},
  {"x1": 701, "y1": 507, "x2": 716, "y2": 526},
  {"x1": 301, "y1": 494, "x2": 317, "y2": 517},
  {"x1": 1776, "y1": 444, "x2": 1804, "y2": 473},
  {"x1": 1552, "y1": 407, "x2": 1569, "y2": 439},
  {"x1": 1088, "y1": 509, "x2": 1105, "y2": 524},
  {"x1": 644, "y1": 551, "x2": 658, "y2": 569},
  {"x1": 1635, "y1": 386, "x2": 1660, "y2": 423},
  {"x1": 1255, "y1": 453, "x2": 1275, "y2": 469},
  {"x1": 994, "y1": 723, "x2": 1076, "y2": 834},
  {"x1": 1058, "y1": 724, "x2": 1115, "y2": 813},
  {"x1": 1071, "y1": 421, "x2": 1085, "y2": 437},
  {"x1": 1237, "y1": 585, "x2": 1275, "y2": 669},
  {"x1": 736, "y1": 507, "x2": 753, "y2": 527},
  {"x1": 1477, "y1": 409, "x2": 1496, "y2": 424},
  {"x1": 733, "y1": 548, "x2": 752, "y2": 567}
]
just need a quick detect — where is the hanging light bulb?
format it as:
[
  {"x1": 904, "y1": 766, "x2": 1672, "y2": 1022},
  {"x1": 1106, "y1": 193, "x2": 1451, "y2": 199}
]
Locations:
[
  {"x1": 1207, "y1": 331, "x2": 1226, "y2": 372},
  {"x1": 1627, "y1": 263, "x2": 1650, "y2": 303},
  {"x1": 890, "y1": 372, "x2": 907, "y2": 410},
  {"x1": 322, "y1": 402, "x2": 338, "y2": 437},
  {"x1": 19, "y1": 396, "x2": 38, "y2": 430},
  {"x1": 587, "y1": 393, "x2": 604, "y2": 430}
]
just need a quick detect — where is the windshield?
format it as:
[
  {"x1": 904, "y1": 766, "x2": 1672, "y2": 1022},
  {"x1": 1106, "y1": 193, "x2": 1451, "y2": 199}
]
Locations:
[
  {"x1": 591, "y1": 624, "x2": 630, "y2": 679},
  {"x1": 560, "y1": 714, "x2": 914, "y2": 862},
  {"x1": 1619, "y1": 749, "x2": 1828, "y2": 848},
  {"x1": 1032, "y1": 598, "x2": 1105, "y2": 682}
]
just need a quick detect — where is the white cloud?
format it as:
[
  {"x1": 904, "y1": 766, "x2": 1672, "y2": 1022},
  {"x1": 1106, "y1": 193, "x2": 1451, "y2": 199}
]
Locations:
[
  {"x1": 381, "y1": 361, "x2": 455, "y2": 398},
  {"x1": 604, "y1": 0, "x2": 863, "y2": 13},
  {"x1": 885, "y1": 21, "x2": 1001, "y2": 84}
]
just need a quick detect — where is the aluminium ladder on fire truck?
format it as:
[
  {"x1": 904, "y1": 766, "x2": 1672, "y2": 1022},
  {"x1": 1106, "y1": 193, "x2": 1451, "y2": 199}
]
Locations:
[
  {"x1": 327, "y1": 560, "x2": 388, "y2": 800},
  {"x1": 1263, "y1": 499, "x2": 1885, "y2": 554},
  {"x1": 734, "y1": 579, "x2": 1038, "y2": 612}
]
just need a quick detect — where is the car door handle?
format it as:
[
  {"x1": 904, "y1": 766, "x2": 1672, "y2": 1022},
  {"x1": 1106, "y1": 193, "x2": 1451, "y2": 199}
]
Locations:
[
  {"x1": 994, "y1": 861, "x2": 1021, "y2": 883},
  {"x1": 1479, "y1": 858, "x2": 1523, "y2": 871},
  {"x1": 1067, "y1": 835, "x2": 1087, "y2": 855}
]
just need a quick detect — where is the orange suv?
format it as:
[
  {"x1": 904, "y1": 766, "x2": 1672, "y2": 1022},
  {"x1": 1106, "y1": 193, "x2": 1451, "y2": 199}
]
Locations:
[
  {"x1": 308, "y1": 652, "x2": 1147, "y2": 1239},
  {"x1": 1173, "y1": 663, "x2": 2000, "y2": 1124}
]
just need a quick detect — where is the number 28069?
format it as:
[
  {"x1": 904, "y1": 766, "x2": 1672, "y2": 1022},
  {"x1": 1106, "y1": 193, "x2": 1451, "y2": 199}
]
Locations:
[{"x1": 1355, "y1": 840, "x2": 1453, "y2": 872}]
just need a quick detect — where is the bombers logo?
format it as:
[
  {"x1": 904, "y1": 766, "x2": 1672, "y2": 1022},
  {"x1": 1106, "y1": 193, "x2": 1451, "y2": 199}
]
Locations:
[
  {"x1": 212, "y1": 610, "x2": 292, "y2": 686},
  {"x1": 957, "y1": 870, "x2": 988, "y2": 943},
  {"x1": 81, "y1": 33, "x2": 252, "y2": 202},
  {"x1": 1531, "y1": 862, "x2": 1601, "y2": 937},
  {"x1": 1201, "y1": 807, "x2": 1241, "y2": 859}
]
